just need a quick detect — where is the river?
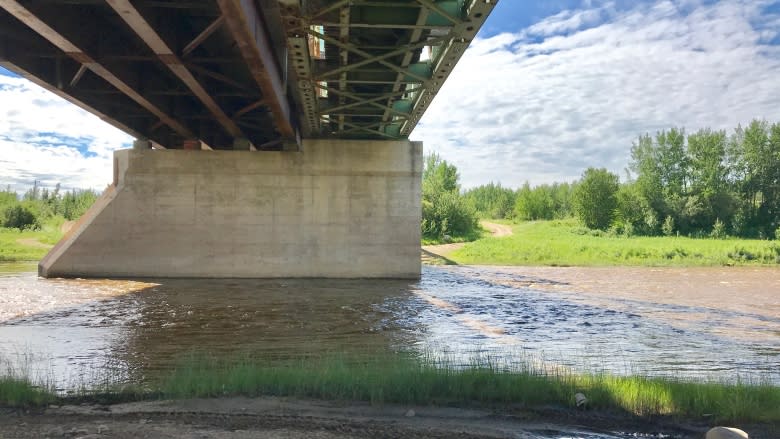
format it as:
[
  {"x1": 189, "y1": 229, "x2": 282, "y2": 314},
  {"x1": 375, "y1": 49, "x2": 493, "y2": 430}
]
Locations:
[{"x1": 1, "y1": 262, "x2": 777, "y2": 390}]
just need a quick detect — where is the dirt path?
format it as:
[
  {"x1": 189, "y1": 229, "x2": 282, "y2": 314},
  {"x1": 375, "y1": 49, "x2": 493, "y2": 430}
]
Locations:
[
  {"x1": 0, "y1": 396, "x2": 725, "y2": 439},
  {"x1": 15, "y1": 238, "x2": 53, "y2": 249},
  {"x1": 422, "y1": 221, "x2": 512, "y2": 264}
]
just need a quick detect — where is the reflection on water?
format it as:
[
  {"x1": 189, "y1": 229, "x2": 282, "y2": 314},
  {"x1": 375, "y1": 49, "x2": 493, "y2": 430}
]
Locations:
[{"x1": 0, "y1": 264, "x2": 778, "y2": 389}]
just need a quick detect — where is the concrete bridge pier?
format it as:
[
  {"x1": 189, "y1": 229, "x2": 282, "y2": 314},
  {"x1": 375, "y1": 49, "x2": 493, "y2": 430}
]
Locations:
[{"x1": 39, "y1": 140, "x2": 422, "y2": 279}]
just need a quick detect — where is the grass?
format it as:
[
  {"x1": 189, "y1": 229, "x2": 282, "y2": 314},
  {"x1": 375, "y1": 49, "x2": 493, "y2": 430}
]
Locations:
[
  {"x1": 421, "y1": 226, "x2": 485, "y2": 246},
  {"x1": 451, "y1": 219, "x2": 780, "y2": 266},
  {"x1": 3, "y1": 352, "x2": 778, "y2": 425},
  {"x1": 0, "y1": 226, "x2": 61, "y2": 262},
  {"x1": 154, "y1": 354, "x2": 780, "y2": 423},
  {"x1": 0, "y1": 376, "x2": 55, "y2": 407}
]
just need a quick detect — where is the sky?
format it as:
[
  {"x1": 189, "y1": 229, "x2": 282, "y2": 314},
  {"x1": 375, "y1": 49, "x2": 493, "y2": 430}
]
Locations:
[{"x1": 2, "y1": 0, "x2": 780, "y2": 191}]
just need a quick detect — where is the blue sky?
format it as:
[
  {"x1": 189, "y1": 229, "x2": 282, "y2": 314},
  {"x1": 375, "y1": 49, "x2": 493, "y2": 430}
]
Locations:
[{"x1": 2, "y1": 0, "x2": 780, "y2": 190}]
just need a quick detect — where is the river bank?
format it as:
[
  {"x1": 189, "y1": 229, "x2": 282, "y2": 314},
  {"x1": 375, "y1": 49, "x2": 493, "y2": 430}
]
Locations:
[
  {"x1": 445, "y1": 220, "x2": 780, "y2": 267},
  {"x1": 3, "y1": 394, "x2": 774, "y2": 439}
]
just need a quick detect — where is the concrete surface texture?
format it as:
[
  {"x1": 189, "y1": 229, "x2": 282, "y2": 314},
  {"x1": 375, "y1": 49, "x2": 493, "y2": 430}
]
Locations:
[{"x1": 39, "y1": 140, "x2": 422, "y2": 278}]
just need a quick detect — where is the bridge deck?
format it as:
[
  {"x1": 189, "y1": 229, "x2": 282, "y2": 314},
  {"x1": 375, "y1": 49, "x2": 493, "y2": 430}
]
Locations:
[{"x1": 0, "y1": 0, "x2": 496, "y2": 150}]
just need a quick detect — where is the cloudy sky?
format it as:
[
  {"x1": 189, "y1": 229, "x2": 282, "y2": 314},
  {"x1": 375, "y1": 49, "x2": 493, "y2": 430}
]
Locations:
[{"x1": 2, "y1": 0, "x2": 780, "y2": 191}]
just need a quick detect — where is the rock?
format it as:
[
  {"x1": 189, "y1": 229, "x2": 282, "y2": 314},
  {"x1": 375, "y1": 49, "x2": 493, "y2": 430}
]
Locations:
[
  {"x1": 45, "y1": 426, "x2": 65, "y2": 437},
  {"x1": 574, "y1": 392, "x2": 587, "y2": 408},
  {"x1": 442, "y1": 234, "x2": 452, "y2": 243},
  {"x1": 405, "y1": 409, "x2": 416, "y2": 417},
  {"x1": 96, "y1": 424, "x2": 109, "y2": 434},
  {"x1": 706, "y1": 427, "x2": 748, "y2": 439}
]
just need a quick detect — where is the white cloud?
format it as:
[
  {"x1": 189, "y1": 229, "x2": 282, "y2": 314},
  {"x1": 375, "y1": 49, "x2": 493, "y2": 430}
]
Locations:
[
  {"x1": 413, "y1": 0, "x2": 780, "y2": 189},
  {"x1": 0, "y1": 74, "x2": 132, "y2": 191}
]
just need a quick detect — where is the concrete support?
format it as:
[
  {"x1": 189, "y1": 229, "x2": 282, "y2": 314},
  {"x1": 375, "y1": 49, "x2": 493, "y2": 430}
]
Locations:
[
  {"x1": 132, "y1": 139, "x2": 151, "y2": 150},
  {"x1": 39, "y1": 139, "x2": 422, "y2": 278}
]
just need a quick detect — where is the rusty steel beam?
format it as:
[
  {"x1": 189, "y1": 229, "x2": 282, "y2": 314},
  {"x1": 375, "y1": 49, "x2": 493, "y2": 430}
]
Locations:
[
  {"x1": 182, "y1": 15, "x2": 224, "y2": 57},
  {"x1": 218, "y1": 0, "x2": 297, "y2": 143},
  {"x1": 0, "y1": 0, "x2": 194, "y2": 139},
  {"x1": 232, "y1": 99, "x2": 266, "y2": 119},
  {"x1": 105, "y1": 0, "x2": 245, "y2": 140},
  {"x1": 0, "y1": 59, "x2": 143, "y2": 139}
]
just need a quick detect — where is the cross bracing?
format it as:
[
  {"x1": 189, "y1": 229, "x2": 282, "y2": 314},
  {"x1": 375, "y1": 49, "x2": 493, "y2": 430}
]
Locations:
[{"x1": 0, "y1": 0, "x2": 497, "y2": 149}]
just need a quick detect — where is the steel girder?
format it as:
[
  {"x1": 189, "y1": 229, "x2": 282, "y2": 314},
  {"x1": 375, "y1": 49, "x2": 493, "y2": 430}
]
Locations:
[{"x1": 283, "y1": 0, "x2": 498, "y2": 140}]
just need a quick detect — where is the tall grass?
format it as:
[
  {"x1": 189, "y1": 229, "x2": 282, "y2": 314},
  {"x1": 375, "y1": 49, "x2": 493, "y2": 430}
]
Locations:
[
  {"x1": 156, "y1": 353, "x2": 780, "y2": 423},
  {"x1": 1, "y1": 351, "x2": 778, "y2": 424},
  {"x1": 451, "y1": 219, "x2": 780, "y2": 266},
  {"x1": 0, "y1": 355, "x2": 56, "y2": 407}
]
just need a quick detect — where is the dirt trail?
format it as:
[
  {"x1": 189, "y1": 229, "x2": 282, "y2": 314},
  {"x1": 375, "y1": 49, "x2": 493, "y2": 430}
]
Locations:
[
  {"x1": 15, "y1": 238, "x2": 53, "y2": 249},
  {"x1": 422, "y1": 221, "x2": 511, "y2": 264},
  {"x1": 0, "y1": 396, "x2": 719, "y2": 438}
]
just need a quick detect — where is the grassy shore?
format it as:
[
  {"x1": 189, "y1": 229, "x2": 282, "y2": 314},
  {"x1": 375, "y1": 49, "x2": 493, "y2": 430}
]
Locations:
[
  {"x1": 2, "y1": 353, "x2": 779, "y2": 424},
  {"x1": 0, "y1": 227, "x2": 60, "y2": 262},
  {"x1": 450, "y1": 219, "x2": 780, "y2": 266}
]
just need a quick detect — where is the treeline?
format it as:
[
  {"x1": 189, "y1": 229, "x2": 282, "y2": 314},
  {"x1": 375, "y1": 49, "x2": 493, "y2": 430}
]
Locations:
[
  {"x1": 625, "y1": 120, "x2": 780, "y2": 238},
  {"x1": 430, "y1": 119, "x2": 780, "y2": 240},
  {"x1": 0, "y1": 182, "x2": 98, "y2": 230}
]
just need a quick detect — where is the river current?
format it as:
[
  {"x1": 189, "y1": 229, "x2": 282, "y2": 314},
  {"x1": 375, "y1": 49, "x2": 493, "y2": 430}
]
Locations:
[{"x1": 0, "y1": 263, "x2": 778, "y2": 390}]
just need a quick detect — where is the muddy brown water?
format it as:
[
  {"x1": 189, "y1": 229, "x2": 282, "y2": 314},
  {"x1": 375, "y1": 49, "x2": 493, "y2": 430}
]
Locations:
[{"x1": 0, "y1": 263, "x2": 778, "y2": 391}]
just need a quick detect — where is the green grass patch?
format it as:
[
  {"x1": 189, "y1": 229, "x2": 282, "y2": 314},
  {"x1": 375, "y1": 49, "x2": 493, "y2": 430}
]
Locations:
[
  {"x1": 0, "y1": 226, "x2": 62, "y2": 262},
  {"x1": 0, "y1": 376, "x2": 56, "y2": 407},
  {"x1": 2, "y1": 352, "x2": 778, "y2": 424},
  {"x1": 156, "y1": 353, "x2": 780, "y2": 423},
  {"x1": 421, "y1": 225, "x2": 485, "y2": 245},
  {"x1": 451, "y1": 219, "x2": 780, "y2": 266}
]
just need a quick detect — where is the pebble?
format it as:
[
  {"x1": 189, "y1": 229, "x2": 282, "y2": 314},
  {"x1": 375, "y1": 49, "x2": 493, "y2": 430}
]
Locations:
[
  {"x1": 45, "y1": 426, "x2": 65, "y2": 437},
  {"x1": 706, "y1": 426, "x2": 749, "y2": 439}
]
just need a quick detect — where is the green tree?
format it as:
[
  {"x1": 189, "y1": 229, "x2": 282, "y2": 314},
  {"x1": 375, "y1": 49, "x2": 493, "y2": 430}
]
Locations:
[
  {"x1": 2, "y1": 204, "x2": 37, "y2": 229},
  {"x1": 463, "y1": 182, "x2": 516, "y2": 219},
  {"x1": 573, "y1": 168, "x2": 620, "y2": 230},
  {"x1": 421, "y1": 154, "x2": 478, "y2": 240}
]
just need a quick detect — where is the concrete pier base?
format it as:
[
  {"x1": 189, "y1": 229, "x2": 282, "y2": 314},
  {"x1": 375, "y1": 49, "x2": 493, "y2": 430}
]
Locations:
[{"x1": 39, "y1": 140, "x2": 422, "y2": 278}]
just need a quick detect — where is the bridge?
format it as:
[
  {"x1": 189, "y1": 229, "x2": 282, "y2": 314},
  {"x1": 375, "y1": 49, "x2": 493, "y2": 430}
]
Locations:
[{"x1": 0, "y1": 0, "x2": 497, "y2": 278}]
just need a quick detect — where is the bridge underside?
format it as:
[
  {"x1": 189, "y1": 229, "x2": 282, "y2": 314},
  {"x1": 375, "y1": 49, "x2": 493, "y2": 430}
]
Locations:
[
  {"x1": 1, "y1": 0, "x2": 496, "y2": 278},
  {"x1": 0, "y1": 0, "x2": 496, "y2": 149}
]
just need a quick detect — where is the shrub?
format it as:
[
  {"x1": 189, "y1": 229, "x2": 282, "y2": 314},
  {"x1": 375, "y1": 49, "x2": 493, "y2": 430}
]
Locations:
[
  {"x1": 662, "y1": 215, "x2": 675, "y2": 237},
  {"x1": 422, "y1": 191, "x2": 478, "y2": 239},
  {"x1": 2, "y1": 205, "x2": 38, "y2": 230},
  {"x1": 711, "y1": 218, "x2": 727, "y2": 239}
]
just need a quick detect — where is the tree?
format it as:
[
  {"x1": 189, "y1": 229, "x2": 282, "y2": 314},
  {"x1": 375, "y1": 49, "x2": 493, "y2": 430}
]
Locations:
[
  {"x1": 573, "y1": 168, "x2": 620, "y2": 230},
  {"x1": 463, "y1": 182, "x2": 516, "y2": 219},
  {"x1": 2, "y1": 204, "x2": 37, "y2": 230},
  {"x1": 421, "y1": 153, "x2": 478, "y2": 239},
  {"x1": 514, "y1": 182, "x2": 553, "y2": 220},
  {"x1": 422, "y1": 153, "x2": 459, "y2": 196}
]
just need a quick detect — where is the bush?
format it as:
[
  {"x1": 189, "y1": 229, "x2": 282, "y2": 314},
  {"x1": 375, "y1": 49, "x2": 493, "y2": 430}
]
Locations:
[
  {"x1": 422, "y1": 191, "x2": 478, "y2": 239},
  {"x1": 421, "y1": 153, "x2": 479, "y2": 240},
  {"x1": 2, "y1": 205, "x2": 38, "y2": 230},
  {"x1": 711, "y1": 218, "x2": 727, "y2": 239},
  {"x1": 662, "y1": 215, "x2": 675, "y2": 237}
]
